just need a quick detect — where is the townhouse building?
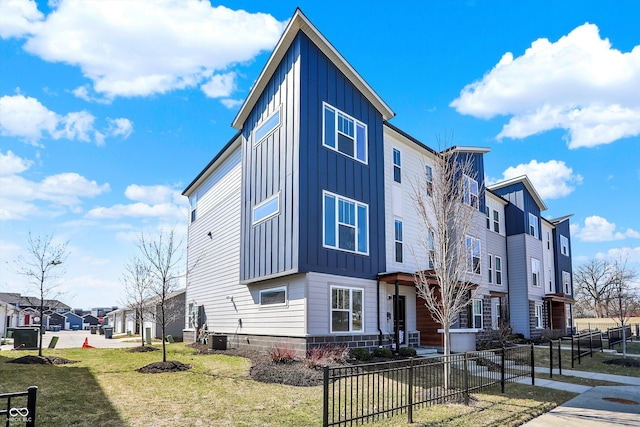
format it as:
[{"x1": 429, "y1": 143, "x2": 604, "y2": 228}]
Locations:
[{"x1": 182, "y1": 9, "x2": 573, "y2": 352}]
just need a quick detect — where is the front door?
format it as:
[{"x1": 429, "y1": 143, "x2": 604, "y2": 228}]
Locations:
[{"x1": 393, "y1": 295, "x2": 406, "y2": 345}]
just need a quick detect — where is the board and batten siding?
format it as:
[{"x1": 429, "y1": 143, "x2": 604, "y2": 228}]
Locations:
[
  {"x1": 542, "y1": 221, "x2": 556, "y2": 294},
  {"x1": 553, "y1": 218, "x2": 573, "y2": 295},
  {"x1": 506, "y1": 234, "x2": 530, "y2": 337},
  {"x1": 240, "y1": 34, "x2": 301, "y2": 283},
  {"x1": 297, "y1": 32, "x2": 386, "y2": 279}
]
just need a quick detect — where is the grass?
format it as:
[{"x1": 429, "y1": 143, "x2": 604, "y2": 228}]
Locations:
[
  {"x1": 534, "y1": 344, "x2": 640, "y2": 377},
  {"x1": 1, "y1": 344, "x2": 579, "y2": 426}
]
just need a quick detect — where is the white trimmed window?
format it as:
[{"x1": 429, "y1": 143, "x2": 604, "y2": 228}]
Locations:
[
  {"x1": 472, "y1": 299, "x2": 483, "y2": 329},
  {"x1": 493, "y1": 210, "x2": 500, "y2": 233},
  {"x1": 254, "y1": 107, "x2": 281, "y2": 145},
  {"x1": 560, "y1": 235, "x2": 569, "y2": 256},
  {"x1": 528, "y1": 213, "x2": 539, "y2": 238},
  {"x1": 463, "y1": 175, "x2": 479, "y2": 208},
  {"x1": 323, "y1": 191, "x2": 368, "y2": 255},
  {"x1": 495, "y1": 256, "x2": 502, "y2": 285},
  {"x1": 488, "y1": 254, "x2": 493, "y2": 283},
  {"x1": 492, "y1": 300, "x2": 501, "y2": 330},
  {"x1": 485, "y1": 207, "x2": 490, "y2": 229},
  {"x1": 394, "y1": 220, "x2": 403, "y2": 263},
  {"x1": 425, "y1": 165, "x2": 433, "y2": 196},
  {"x1": 331, "y1": 286, "x2": 363, "y2": 333},
  {"x1": 531, "y1": 258, "x2": 541, "y2": 287},
  {"x1": 252, "y1": 192, "x2": 280, "y2": 225},
  {"x1": 563, "y1": 271, "x2": 571, "y2": 294},
  {"x1": 393, "y1": 149, "x2": 401, "y2": 183},
  {"x1": 323, "y1": 103, "x2": 367, "y2": 164},
  {"x1": 260, "y1": 286, "x2": 287, "y2": 307},
  {"x1": 466, "y1": 236, "x2": 481, "y2": 274},
  {"x1": 427, "y1": 228, "x2": 435, "y2": 270},
  {"x1": 548, "y1": 268, "x2": 553, "y2": 292},
  {"x1": 535, "y1": 304, "x2": 543, "y2": 328},
  {"x1": 190, "y1": 194, "x2": 197, "y2": 223}
]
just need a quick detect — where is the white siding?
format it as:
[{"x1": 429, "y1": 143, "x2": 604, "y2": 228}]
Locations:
[{"x1": 382, "y1": 283, "x2": 417, "y2": 335}]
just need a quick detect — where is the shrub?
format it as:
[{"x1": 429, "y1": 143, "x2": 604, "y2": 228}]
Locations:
[
  {"x1": 373, "y1": 347, "x2": 393, "y2": 358},
  {"x1": 398, "y1": 347, "x2": 417, "y2": 357},
  {"x1": 269, "y1": 345, "x2": 298, "y2": 364},
  {"x1": 304, "y1": 344, "x2": 349, "y2": 368},
  {"x1": 350, "y1": 347, "x2": 371, "y2": 361}
]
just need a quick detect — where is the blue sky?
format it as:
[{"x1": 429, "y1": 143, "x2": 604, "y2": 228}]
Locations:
[{"x1": 1, "y1": 0, "x2": 638, "y2": 309}]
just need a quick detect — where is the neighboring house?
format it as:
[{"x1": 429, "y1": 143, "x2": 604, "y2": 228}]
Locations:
[
  {"x1": 106, "y1": 289, "x2": 185, "y2": 340},
  {"x1": 182, "y1": 9, "x2": 573, "y2": 352},
  {"x1": 1, "y1": 298, "x2": 22, "y2": 338},
  {"x1": 47, "y1": 311, "x2": 66, "y2": 329},
  {"x1": 63, "y1": 311, "x2": 83, "y2": 330},
  {"x1": 83, "y1": 314, "x2": 100, "y2": 328}
]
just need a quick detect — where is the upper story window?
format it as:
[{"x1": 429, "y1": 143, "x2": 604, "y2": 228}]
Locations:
[
  {"x1": 427, "y1": 229, "x2": 435, "y2": 269},
  {"x1": 190, "y1": 195, "x2": 197, "y2": 223},
  {"x1": 548, "y1": 268, "x2": 553, "y2": 293},
  {"x1": 463, "y1": 175, "x2": 479, "y2": 208},
  {"x1": 488, "y1": 254, "x2": 493, "y2": 283},
  {"x1": 425, "y1": 165, "x2": 433, "y2": 196},
  {"x1": 254, "y1": 108, "x2": 281, "y2": 145},
  {"x1": 562, "y1": 271, "x2": 571, "y2": 294},
  {"x1": 466, "y1": 236, "x2": 481, "y2": 274},
  {"x1": 493, "y1": 210, "x2": 500, "y2": 233},
  {"x1": 323, "y1": 103, "x2": 367, "y2": 164},
  {"x1": 485, "y1": 207, "x2": 490, "y2": 229},
  {"x1": 531, "y1": 258, "x2": 541, "y2": 287},
  {"x1": 393, "y1": 149, "x2": 401, "y2": 183},
  {"x1": 253, "y1": 192, "x2": 280, "y2": 225},
  {"x1": 495, "y1": 256, "x2": 502, "y2": 285},
  {"x1": 560, "y1": 235, "x2": 569, "y2": 256},
  {"x1": 528, "y1": 213, "x2": 539, "y2": 238},
  {"x1": 260, "y1": 286, "x2": 287, "y2": 307},
  {"x1": 323, "y1": 191, "x2": 368, "y2": 255},
  {"x1": 331, "y1": 286, "x2": 363, "y2": 333},
  {"x1": 546, "y1": 232, "x2": 551, "y2": 250},
  {"x1": 394, "y1": 220, "x2": 403, "y2": 263}
]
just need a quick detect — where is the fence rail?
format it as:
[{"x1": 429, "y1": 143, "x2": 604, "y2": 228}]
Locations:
[
  {"x1": 570, "y1": 330, "x2": 603, "y2": 368},
  {"x1": 0, "y1": 386, "x2": 37, "y2": 427},
  {"x1": 322, "y1": 345, "x2": 534, "y2": 426},
  {"x1": 607, "y1": 325, "x2": 633, "y2": 349}
]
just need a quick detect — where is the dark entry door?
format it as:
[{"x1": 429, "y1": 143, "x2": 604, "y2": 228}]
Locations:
[{"x1": 393, "y1": 295, "x2": 406, "y2": 345}]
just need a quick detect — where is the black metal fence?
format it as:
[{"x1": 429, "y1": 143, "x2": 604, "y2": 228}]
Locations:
[
  {"x1": 0, "y1": 386, "x2": 37, "y2": 427},
  {"x1": 322, "y1": 345, "x2": 534, "y2": 426},
  {"x1": 607, "y1": 325, "x2": 633, "y2": 349},
  {"x1": 570, "y1": 330, "x2": 603, "y2": 368}
]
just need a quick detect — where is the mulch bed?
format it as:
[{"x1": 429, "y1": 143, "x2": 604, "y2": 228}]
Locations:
[
  {"x1": 128, "y1": 345, "x2": 160, "y2": 353},
  {"x1": 7, "y1": 355, "x2": 78, "y2": 365},
  {"x1": 136, "y1": 361, "x2": 192, "y2": 373},
  {"x1": 603, "y1": 358, "x2": 640, "y2": 368}
]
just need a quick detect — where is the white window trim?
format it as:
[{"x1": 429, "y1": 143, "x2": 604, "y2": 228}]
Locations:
[
  {"x1": 492, "y1": 300, "x2": 501, "y2": 330},
  {"x1": 393, "y1": 148, "x2": 401, "y2": 183},
  {"x1": 394, "y1": 219, "x2": 403, "y2": 263},
  {"x1": 259, "y1": 285, "x2": 288, "y2": 307},
  {"x1": 528, "y1": 213, "x2": 539, "y2": 238},
  {"x1": 531, "y1": 258, "x2": 541, "y2": 287},
  {"x1": 560, "y1": 235, "x2": 569, "y2": 256},
  {"x1": 535, "y1": 303, "x2": 544, "y2": 329},
  {"x1": 425, "y1": 165, "x2": 433, "y2": 196},
  {"x1": 330, "y1": 285, "x2": 364, "y2": 333},
  {"x1": 252, "y1": 192, "x2": 280, "y2": 225},
  {"x1": 322, "y1": 190, "x2": 369, "y2": 255},
  {"x1": 463, "y1": 174, "x2": 479, "y2": 208},
  {"x1": 190, "y1": 194, "x2": 198, "y2": 223},
  {"x1": 563, "y1": 271, "x2": 571, "y2": 294},
  {"x1": 466, "y1": 235, "x2": 481, "y2": 275},
  {"x1": 493, "y1": 210, "x2": 500, "y2": 233},
  {"x1": 472, "y1": 299, "x2": 483, "y2": 329},
  {"x1": 322, "y1": 102, "x2": 368, "y2": 164},
  {"x1": 488, "y1": 254, "x2": 493, "y2": 283},
  {"x1": 253, "y1": 106, "x2": 281, "y2": 146},
  {"x1": 495, "y1": 256, "x2": 503, "y2": 286}
]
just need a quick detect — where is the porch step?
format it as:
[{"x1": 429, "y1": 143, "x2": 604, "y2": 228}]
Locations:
[{"x1": 415, "y1": 347, "x2": 440, "y2": 357}]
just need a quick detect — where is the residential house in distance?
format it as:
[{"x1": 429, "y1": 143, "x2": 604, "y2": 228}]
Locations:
[{"x1": 182, "y1": 9, "x2": 574, "y2": 353}]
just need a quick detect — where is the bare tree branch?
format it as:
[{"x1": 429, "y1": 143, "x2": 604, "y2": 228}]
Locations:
[{"x1": 120, "y1": 257, "x2": 154, "y2": 346}]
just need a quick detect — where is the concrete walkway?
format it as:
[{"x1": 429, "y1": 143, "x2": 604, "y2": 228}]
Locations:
[{"x1": 1, "y1": 329, "x2": 142, "y2": 351}]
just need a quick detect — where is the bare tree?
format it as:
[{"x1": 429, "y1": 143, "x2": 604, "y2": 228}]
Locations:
[
  {"x1": 137, "y1": 228, "x2": 184, "y2": 362},
  {"x1": 605, "y1": 255, "x2": 639, "y2": 358},
  {"x1": 15, "y1": 232, "x2": 69, "y2": 356},
  {"x1": 574, "y1": 259, "x2": 615, "y2": 318},
  {"x1": 411, "y1": 142, "x2": 484, "y2": 363},
  {"x1": 121, "y1": 257, "x2": 154, "y2": 347}
]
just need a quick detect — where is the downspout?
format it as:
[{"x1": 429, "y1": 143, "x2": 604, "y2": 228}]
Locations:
[{"x1": 377, "y1": 278, "x2": 383, "y2": 347}]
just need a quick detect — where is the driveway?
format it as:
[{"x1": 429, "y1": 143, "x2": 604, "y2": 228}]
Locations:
[{"x1": 1, "y1": 329, "x2": 142, "y2": 350}]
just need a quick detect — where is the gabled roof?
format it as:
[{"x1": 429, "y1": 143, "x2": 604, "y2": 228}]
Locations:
[
  {"x1": 231, "y1": 8, "x2": 394, "y2": 131},
  {"x1": 488, "y1": 175, "x2": 548, "y2": 211},
  {"x1": 446, "y1": 146, "x2": 491, "y2": 155},
  {"x1": 549, "y1": 214, "x2": 574, "y2": 225}
]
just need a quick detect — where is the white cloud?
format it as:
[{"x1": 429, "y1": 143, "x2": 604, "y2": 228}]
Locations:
[
  {"x1": 124, "y1": 184, "x2": 184, "y2": 205},
  {"x1": 498, "y1": 159, "x2": 582, "y2": 199},
  {"x1": 201, "y1": 72, "x2": 236, "y2": 98},
  {"x1": 0, "y1": 150, "x2": 110, "y2": 220},
  {"x1": 451, "y1": 23, "x2": 640, "y2": 148},
  {"x1": 572, "y1": 215, "x2": 640, "y2": 242},
  {"x1": 596, "y1": 246, "x2": 640, "y2": 264},
  {"x1": 7, "y1": 1, "x2": 286, "y2": 99},
  {"x1": 220, "y1": 98, "x2": 244, "y2": 109},
  {"x1": 85, "y1": 203, "x2": 187, "y2": 221},
  {"x1": 0, "y1": 0, "x2": 43, "y2": 39},
  {"x1": 0, "y1": 94, "x2": 133, "y2": 145}
]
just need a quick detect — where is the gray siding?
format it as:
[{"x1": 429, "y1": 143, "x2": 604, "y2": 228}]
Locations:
[{"x1": 507, "y1": 234, "x2": 530, "y2": 337}]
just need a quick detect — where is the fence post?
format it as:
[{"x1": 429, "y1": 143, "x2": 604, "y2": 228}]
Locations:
[
  {"x1": 26, "y1": 386, "x2": 37, "y2": 427},
  {"x1": 589, "y1": 331, "x2": 593, "y2": 358},
  {"x1": 571, "y1": 335, "x2": 575, "y2": 369},
  {"x1": 322, "y1": 366, "x2": 329, "y2": 427},
  {"x1": 408, "y1": 359, "x2": 414, "y2": 424},
  {"x1": 549, "y1": 340, "x2": 553, "y2": 378},
  {"x1": 464, "y1": 352, "x2": 469, "y2": 405},
  {"x1": 530, "y1": 344, "x2": 535, "y2": 386},
  {"x1": 501, "y1": 346, "x2": 506, "y2": 393},
  {"x1": 557, "y1": 339, "x2": 562, "y2": 375},
  {"x1": 577, "y1": 334, "x2": 582, "y2": 365}
]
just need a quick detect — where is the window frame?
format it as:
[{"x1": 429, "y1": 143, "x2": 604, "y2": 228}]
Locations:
[
  {"x1": 531, "y1": 258, "x2": 541, "y2": 287},
  {"x1": 463, "y1": 174, "x2": 479, "y2": 208},
  {"x1": 425, "y1": 165, "x2": 433, "y2": 196},
  {"x1": 330, "y1": 286, "x2": 364, "y2": 333},
  {"x1": 322, "y1": 102, "x2": 368, "y2": 164},
  {"x1": 528, "y1": 213, "x2": 539, "y2": 238},
  {"x1": 563, "y1": 271, "x2": 571, "y2": 294},
  {"x1": 488, "y1": 254, "x2": 493, "y2": 283},
  {"x1": 493, "y1": 210, "x2": 500, "y2": 233},
  {"x1": 252, "y1": 192, "x2": 280, "y2": 225},
  {"x1": 472, "y1": 299, "x2": 483, "y2": 329},
  {"x1": 535, "y1": 303, "x2": 543, "y2": 329},
  {"x1": 393, "y1": 148, "x2": 401, "y2": 183},
  {"x1": 253, "y1": 106, "x2": 281, "y2": 145},
  {"x1": 466, "y1": 235, "x2": 481, "y2": 275},
  {"x1": 485, "y1": 207, "x2": 490, "y2": 229},
  {"x1": 323, "y1": 191, "x2": 369, "y2": 255},
  {"x1": 259, "y1": 286, "x2": 288, "y2": 307},
  {"x1": 190, "y1": 194, "x2": 198, "y2": 223},
  {"x1": 495, "y1": 256, "x2": 503, "y2": 285},
  {"x1": 427, "y1": 228, "x2": 435, "y2": 270},
  {"x1": 394, "y1": 219, "x2": 403, "y2": 263},
  {"x1": 560, "y1": 235, "x2": 569, "y2": 256}
]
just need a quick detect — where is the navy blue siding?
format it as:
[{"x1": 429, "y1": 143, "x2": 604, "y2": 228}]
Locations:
[
  {"x1": 494, "y1": 183, "x2": 541, "y2": 238},
  {"x1": 553, "y1": 218, "x2": 573, "y2": 294},
  {"x1": 297, "y1": 32, "x2": 385, "y2": 279}
]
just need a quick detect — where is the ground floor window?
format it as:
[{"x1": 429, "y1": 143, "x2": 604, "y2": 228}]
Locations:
[
  {"x1": 472, "y1": 299, "x2": 483, "y2": 329},
  {"x1": 535, "y1": 304, "x2": 543, "y2": 329},
  {"x1": 331, "y1": 286, "x2": 363, "y2": 333}
]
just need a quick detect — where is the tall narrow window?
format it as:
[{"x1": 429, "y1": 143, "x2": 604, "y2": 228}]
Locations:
[
  {"x1": 560, "y1": 235, "x2": 569, "y2": 256},
  {"x1": 488, "y1": 254, "x2": 493, "y2": 283},
  {"x1": 393, "y1": 149, "x2": 401, "y2": 183},
  {"x1": 190, "y1": 194, "x2": 197, "y2": 223},
  {"x1": 485, "y1": 207, "x2": 490, "y2": 229},
  {"x1": 394, "y1": 220, "x2": 403, "y2": 263},
  {"x1": 531, "y1": 258, "x2": 541, "y2": 287},
  {"x1": 495, "y1": 256, "x2": 502, "y2": 285},
  {"x1": 331, "y1": 286, "x2": 363, "y2": 332},
  {"x1": 323, "y1": 191, "x2": 368, "y2": 255},
  {"x1": 548, "y1": 268, "x2": 553, "y2": 292},
  {"x1": 463, "y1": 175, "x2": 479, "y2": 208},
  {"x1": 563, "y1": 271, "x2": 571, "y2": 294},
  {"x1": 535, "y1": 304, "x2": 543, "y2": 328},
  {"x1": 425, "y1": 165, "x2": 433, "y2": 196},
  {"x1": 528, "y1": 213, "x2": 539, "y2": 238},
  {"x1": 427, "y1": 228, "x2": 435, "y2": 270},
  {"x1": 493, "y1": 210, "x2": 500, "y2": 233},
  {"x1": 323, "y1": 103, "x2": 367, "y2": 163},
  {"x1": 466, "y1": 236, "x2": 481, "y2": 274},
  {"x1": 472, "y1": 299, "x2": 483, "y2": 329}
]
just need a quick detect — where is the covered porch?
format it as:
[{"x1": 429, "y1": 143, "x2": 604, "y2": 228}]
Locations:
[{"x1": 543, "y1": 294, "x2": 574, "y2": 335}]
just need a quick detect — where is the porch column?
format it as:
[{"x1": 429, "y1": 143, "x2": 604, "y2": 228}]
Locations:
[{"x1": 394, "y1": 280, "x2": 399, "y2": 354}]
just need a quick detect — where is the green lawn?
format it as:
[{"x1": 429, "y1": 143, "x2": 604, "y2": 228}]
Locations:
[
  {"x1": 534, "y1": 343, "x2": 640, "y2": 377},
  {"x1": 1, "y1": 344, "x2": 579, "y2": 427}
]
